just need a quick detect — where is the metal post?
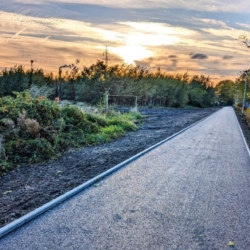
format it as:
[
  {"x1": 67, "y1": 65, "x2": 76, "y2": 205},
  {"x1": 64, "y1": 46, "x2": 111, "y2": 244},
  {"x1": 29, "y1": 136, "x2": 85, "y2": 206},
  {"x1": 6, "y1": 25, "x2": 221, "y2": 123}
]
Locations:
[
  {"x1": 55, "y1": 68, "x2": 60, "y2": 100},
  {"x1": 57, "y1": 64, "x2": 72, "y2": 102}
]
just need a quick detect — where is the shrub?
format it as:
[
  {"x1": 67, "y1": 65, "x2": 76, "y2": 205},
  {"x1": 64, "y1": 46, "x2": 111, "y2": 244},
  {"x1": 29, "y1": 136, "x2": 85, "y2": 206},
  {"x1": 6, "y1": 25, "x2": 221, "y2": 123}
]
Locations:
[
  {"x1": 0, "y1": 91, "x2": 141, "y2": 174},
  {"x1": 60, "y1": 104, "x2": 99, "y2": 133},
  {"x1": 17, "y1": 111, "x2": 41, "y2": 138},
  {"x1": 85, "y1": 113, "x2": 108, "y2": 127},
  {"x1": 188, "y1": 88, "x2": 207, "y2": 107},
  {"x1": 0, "y1": 91, "x2": 61, "y2": 127},
  {"x1": 0, "y1": 118, "x2": 15, "y2": 133},
  {"x1": 5, "y1": 138, "x2": 55, "y2": 164},
  {"x1": 32, "y1": 98, "x2": 61, "y2": 127},
  {"x1": 245, "y1": 109, "x2": 250, "y2": 128}
]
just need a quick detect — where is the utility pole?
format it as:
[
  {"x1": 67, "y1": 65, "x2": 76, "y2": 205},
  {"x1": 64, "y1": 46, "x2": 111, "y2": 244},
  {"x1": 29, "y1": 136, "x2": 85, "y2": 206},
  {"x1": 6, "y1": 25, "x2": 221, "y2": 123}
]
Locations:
[{"x1": 103, "y1": 46, "x2": 111, "y2": 67}]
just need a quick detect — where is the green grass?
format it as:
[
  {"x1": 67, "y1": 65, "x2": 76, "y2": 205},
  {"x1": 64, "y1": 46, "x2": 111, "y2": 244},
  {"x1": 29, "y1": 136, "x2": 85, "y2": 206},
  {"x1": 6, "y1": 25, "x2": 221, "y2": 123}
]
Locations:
[
  {"x1": 101, "y1": 125, "x2": 124, "y2": 140},
  {"x1": 85, "y1": 111, "x2": 143, "y2": 144}
]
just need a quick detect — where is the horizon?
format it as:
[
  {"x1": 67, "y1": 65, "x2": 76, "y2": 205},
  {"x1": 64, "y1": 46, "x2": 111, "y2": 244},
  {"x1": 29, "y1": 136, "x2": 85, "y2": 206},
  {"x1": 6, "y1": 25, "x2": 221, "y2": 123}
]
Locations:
[{"x1": 1, "y1": 1, "x2": 250, "y2": 84}]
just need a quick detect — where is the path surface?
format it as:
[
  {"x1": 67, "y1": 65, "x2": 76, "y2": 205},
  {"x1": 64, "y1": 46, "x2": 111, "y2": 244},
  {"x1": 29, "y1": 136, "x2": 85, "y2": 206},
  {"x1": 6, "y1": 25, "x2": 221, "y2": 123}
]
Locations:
[{"x1": 1, "y1": 107, "x2": 250, "y2": 249}]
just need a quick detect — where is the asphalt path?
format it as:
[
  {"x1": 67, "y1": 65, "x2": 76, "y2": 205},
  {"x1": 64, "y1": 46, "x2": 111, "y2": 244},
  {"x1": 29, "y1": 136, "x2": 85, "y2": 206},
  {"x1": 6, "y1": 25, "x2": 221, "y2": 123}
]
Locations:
[{"x1": 1, "y1": 107, "x2": 250, "y2": 249}]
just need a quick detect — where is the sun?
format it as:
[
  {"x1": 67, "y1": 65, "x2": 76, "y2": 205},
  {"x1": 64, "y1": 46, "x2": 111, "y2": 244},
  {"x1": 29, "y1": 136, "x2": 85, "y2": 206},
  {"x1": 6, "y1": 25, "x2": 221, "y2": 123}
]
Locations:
[{"x1": 111, "y1": 44, "x2": 153, "y2": 64}]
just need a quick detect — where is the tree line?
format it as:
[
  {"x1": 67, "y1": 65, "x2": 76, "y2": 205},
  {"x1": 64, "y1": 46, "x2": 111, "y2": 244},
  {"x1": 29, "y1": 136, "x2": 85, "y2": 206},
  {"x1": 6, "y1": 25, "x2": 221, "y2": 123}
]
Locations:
[{"x1": 0, "y1": 61, "x2": 248, "y2": 108}]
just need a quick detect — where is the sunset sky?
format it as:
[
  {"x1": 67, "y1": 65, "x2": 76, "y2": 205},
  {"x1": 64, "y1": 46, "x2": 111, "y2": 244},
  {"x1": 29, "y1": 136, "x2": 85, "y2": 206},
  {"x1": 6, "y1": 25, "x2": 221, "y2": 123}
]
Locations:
[{"x1": 1, "y1": 0, "x2": 250, "y2": 83}]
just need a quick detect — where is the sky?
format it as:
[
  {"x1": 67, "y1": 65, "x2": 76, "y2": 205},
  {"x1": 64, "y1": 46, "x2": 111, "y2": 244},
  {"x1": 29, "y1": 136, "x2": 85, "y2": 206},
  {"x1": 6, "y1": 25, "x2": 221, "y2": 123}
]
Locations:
[{"x1": 1, "y1": 0, "x2": 250, "y2": 83}]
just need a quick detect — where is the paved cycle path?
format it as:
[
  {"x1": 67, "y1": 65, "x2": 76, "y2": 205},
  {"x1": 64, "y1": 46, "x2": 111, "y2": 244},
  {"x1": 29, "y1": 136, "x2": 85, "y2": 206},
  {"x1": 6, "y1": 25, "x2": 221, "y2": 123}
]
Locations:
[{"x1": 1, "y1": 107, "x2": 250, "y2": 249}]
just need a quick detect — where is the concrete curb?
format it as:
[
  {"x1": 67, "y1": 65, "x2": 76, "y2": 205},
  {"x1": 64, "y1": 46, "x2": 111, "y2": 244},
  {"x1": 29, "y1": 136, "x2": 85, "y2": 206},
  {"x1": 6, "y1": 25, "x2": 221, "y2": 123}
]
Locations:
[
  {"x1": 0, "y1": 109, "x2": 220, "y2": 239},
  {"x1": 234, "y1": 110, "x2": 250, "y2": 157}
]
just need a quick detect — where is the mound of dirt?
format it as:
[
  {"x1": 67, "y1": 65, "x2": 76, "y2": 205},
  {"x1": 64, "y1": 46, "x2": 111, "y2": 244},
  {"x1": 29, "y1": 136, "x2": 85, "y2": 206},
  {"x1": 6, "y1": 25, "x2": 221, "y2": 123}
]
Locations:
[{"x1": 1, "y1": 107, "x2": 244, "y2": 228}]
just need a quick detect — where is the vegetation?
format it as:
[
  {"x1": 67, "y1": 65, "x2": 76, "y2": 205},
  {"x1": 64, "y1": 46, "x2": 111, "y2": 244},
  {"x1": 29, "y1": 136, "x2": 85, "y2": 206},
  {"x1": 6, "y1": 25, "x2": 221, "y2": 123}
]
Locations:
[
  {"x1": 0, "y1": 92, "x2": 143, "y2": 174},
  {"x1": 215, "y1": 79, "x2": 236, "y2": 105},
  {"x1": 244, "y1": 109, "x2": 250, "y2": 128},
  {"x1": 0, "y1": 61, "x2": 217, "y2": 108},
  {"x1": 225, "y1": 72, "x2": 250, "y2": 130},
  {"x1": 1, "y1": 61, "x2": 250, "y2": 174},
  {"x1": 1, "y1": 61, "x2": 249, "y2": 109}
]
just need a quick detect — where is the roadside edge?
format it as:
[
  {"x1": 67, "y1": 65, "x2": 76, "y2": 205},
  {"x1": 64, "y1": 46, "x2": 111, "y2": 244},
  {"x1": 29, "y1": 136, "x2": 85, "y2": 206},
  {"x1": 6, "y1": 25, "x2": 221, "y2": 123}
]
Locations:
[{"x1": 234, "y1": 109, "x2": 250, "y2": 157}]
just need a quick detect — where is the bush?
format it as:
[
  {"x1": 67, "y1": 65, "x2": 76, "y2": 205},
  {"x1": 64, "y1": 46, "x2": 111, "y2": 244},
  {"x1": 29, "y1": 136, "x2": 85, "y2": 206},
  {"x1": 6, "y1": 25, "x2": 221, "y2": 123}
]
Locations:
[
  {"x1": 85, "y1": 113, "x2": 108, "y2": 127},
  {"x1": 244, "y1": 109, "x2": 250, "y2": 128},
  {"x1": 5, "y1": 138, "x2": 55, "y2": 164},
  {"x1": 17, "y1": 111, "x2": 41, "y2": 138},
  {"x1": 61, "y1": 104, "x2": 99, "y2": 133},
  {"x1": 0, "y1": 91, "x2": 61, "y2": 127},
  {"x1": 0, "y1": 91, "x2": 141, "y2": 174},
  {"x1": 188, "y1": 88, "x2": 207, "y2": 107}
]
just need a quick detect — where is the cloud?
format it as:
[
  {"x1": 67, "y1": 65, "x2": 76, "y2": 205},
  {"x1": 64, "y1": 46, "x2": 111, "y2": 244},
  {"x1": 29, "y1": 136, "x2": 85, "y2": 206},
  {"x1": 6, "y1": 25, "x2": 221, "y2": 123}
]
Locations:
[
  {"x1": 236, "y1": 22, "x2": 250, "y2": 29},
  {"x1": 191, "y1": 53, "x2": 208, "y2": 59},
  {"x1": 171, "y1": 59, "x2": 177, "y2": 69},
  {"x1": 1, "y1": 1, "x2": 250, "y2": 83},
  {"x1": 11, "y1": 0, "x2": 250, "y2": 13},
  {"x1": 118, "y1": 22, "x2": 195, "y2": 36},
  {"x1": 10, "y1": 27, "x2": 27, "y2": 39},
  {"x1": 194, "y1": 18, "x2": 227, "y2": 27},
  {"x1": 223, "y1": 55, "x2": 234, "y2": 60}
]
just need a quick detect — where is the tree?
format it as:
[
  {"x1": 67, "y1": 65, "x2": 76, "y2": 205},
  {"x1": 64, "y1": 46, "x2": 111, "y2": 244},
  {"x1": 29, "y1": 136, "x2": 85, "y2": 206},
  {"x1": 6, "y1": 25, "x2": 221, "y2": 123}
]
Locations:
[
  {"x1": 215, "y1": 80, "x2": 236, "y2": 105},
  {"x1": 188, "y1": 75, "x2": 215, "y2": 107}
]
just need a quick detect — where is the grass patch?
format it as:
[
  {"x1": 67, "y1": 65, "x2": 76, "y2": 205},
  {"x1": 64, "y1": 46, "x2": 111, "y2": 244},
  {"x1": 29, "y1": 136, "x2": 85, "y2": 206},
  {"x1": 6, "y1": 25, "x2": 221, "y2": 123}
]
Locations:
[{"x1": 101, "y1": 125, "x2": 125, "y2": 140}]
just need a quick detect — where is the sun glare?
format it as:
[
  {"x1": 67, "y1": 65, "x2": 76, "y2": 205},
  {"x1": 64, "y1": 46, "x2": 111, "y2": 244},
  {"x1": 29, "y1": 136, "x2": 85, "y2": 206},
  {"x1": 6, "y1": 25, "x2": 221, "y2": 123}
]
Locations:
[{"x1": 110, "y1": 44, "x2": 153, "y2": 64}]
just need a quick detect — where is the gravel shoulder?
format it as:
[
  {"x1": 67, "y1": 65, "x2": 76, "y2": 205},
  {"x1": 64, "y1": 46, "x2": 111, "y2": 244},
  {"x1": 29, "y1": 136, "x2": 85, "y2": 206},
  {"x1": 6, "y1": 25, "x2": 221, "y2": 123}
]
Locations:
[{"x1": 0, "y1": 106, "x2": 244, "y2": 228}]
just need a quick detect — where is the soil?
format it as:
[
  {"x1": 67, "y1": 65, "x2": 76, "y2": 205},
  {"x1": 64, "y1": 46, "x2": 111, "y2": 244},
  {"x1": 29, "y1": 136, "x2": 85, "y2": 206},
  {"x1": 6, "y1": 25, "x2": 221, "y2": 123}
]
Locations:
[{"x1": 0, "y1": 107, "x2": 249, "y2": 229}]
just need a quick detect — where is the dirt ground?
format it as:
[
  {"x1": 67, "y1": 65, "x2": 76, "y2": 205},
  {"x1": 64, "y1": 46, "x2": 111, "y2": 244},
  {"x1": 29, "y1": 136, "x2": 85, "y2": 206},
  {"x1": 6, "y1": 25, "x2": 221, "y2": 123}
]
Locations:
[{"x1": 1, "y1": 107, "x2": 249, "y2": 228}]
